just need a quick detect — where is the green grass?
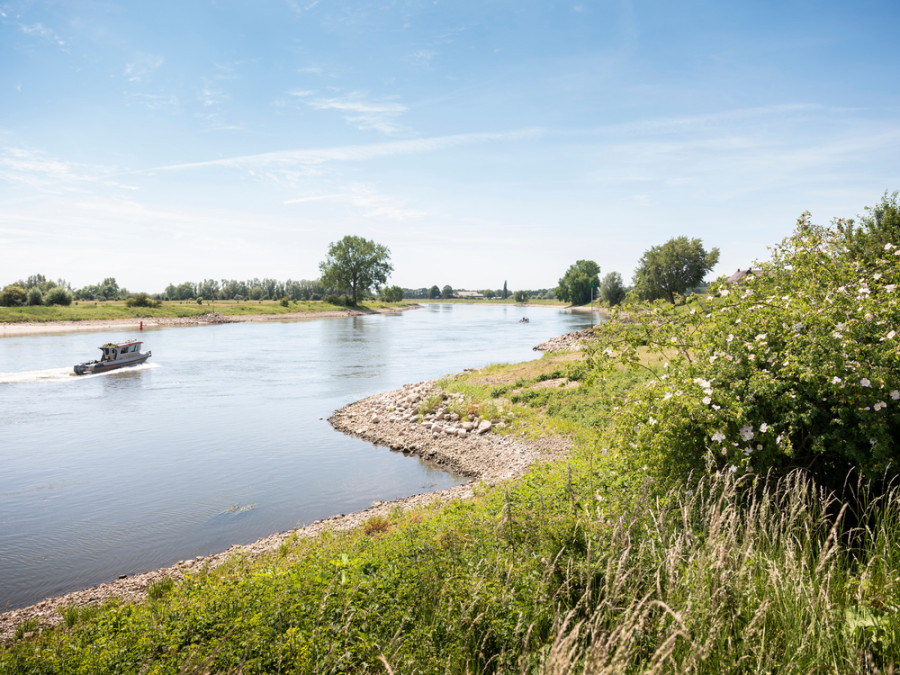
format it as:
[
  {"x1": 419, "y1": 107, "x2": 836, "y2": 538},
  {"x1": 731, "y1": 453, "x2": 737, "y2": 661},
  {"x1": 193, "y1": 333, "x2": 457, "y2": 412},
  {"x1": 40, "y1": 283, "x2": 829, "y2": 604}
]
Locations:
[
  {"x1": 0, "y1": 299, "x2": 416, "y2": 323},
  {"x1": 2, "y1": 352, "x2": 897, "y2": 673}
]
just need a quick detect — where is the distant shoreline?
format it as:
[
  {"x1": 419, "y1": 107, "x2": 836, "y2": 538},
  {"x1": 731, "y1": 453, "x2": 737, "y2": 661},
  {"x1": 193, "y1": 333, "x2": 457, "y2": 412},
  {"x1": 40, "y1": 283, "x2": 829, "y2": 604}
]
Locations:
[{"x1": 0, "y1": 305, "x2": 418, "y2": 338}]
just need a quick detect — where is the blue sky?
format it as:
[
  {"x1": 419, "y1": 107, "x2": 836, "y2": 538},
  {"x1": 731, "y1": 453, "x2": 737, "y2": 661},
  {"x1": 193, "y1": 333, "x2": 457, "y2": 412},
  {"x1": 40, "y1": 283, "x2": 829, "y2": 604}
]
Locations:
[{"x1": 1, "y1": 1, "x2": 899, "y2": 294}]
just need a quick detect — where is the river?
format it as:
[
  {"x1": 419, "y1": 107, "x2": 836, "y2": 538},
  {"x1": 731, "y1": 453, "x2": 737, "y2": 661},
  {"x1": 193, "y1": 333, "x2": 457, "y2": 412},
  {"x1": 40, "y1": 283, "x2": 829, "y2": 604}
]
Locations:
[{"x1": 0, "y1": 303, "x2": 592, "y2": 610}]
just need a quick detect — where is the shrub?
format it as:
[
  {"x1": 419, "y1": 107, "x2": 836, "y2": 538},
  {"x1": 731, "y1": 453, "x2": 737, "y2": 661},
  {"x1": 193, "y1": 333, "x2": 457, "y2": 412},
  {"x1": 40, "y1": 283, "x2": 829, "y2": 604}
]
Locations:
[
  {"x1": 26, "y1": 287, "x2": 43, "y2": 306},
  {"x1": 43, "y1": 286, "x2": 73, "y2": 306},
  {"x1": 125, "y1": 293, "x2": 161, "y2": 308},
  {"x1": 0, "y1": 285, "x2": 27, "y2": 307},
  {"x1": 323, "y1": 294, "x2": 352, "y2": 307},
  {"x1": 280, "y1": 297, "x2": 289, "y2": 308},
  {"x1": 588, "y1": 210, "x2": 900, "y2": 491}
]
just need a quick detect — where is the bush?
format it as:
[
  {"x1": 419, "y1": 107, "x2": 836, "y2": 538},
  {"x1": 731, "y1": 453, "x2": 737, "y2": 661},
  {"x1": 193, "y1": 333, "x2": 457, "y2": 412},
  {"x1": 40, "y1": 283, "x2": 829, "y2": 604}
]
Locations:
[
  {"x1": 26, "y1": 287, "x2": 43, "y2": 306},
  {"x1": 323, "y1": 294, "x2": 352, "y2": 307},
  {"x1": 280, "y1": 297, "x2": 290, "y2": 308},
  {"x1": 0, "y1": 285, "x2": 27, "y2": 307},
  {"x1": 589, "y1": 210, "x2": 900, "y2": 491},
  {"x1": 43, "y1": 286, "x2": 73, "y2": 306},
  {"x1": 125, "y1": 293, "x2": 161, "y2": 308}
]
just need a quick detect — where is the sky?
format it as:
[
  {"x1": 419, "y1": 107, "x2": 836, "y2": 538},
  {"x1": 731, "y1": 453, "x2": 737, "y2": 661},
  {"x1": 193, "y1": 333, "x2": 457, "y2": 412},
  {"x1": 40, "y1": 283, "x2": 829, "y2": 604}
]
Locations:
[{"x1": 1, "y1": 0, "x2": 899, "y2": 294}]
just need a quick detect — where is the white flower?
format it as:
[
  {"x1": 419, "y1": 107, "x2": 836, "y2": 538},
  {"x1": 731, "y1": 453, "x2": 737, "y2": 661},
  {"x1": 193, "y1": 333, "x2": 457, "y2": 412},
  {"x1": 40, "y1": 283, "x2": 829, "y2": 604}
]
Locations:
[
  {"x1": 664, "y1": 392, "x2": 673, "y2": 400},
  {"x1": 874, "y1": 401, "x2": 886, "y2": 411},
  {"x1": 729, "y1": 465, "x2": 737, "y2": 473},
  {"x1": 694, "y1": 377, "x2": 711, "y2": 388},
  {"x1": 740, "y1": 425, "x2": 754, "y2": 441},
  {"x1": 755, "y1": 333, "x2": 767, "y2": 341},
  {"x1": 648, "y1": 417, "x2": 657, "y2": 425},
  {"x1": 703, "y1": 396, "x2": 712, "y2": 405},
  {"x1": 892, "y1": 390, "x2": 900, "y2": 400},
  {"x1": 727, "y1": 334, "x2": 734, "y2": 342},
  {"x1": 670, "y1": 337, "x2": 678, "y2": 343},
  {"x1": 887, "y1": 331, "x2": 896, "y2": 340},
  {"x1": 865, "y1": 313, "x2": 874, "y2": 321},
  {"x1": 720, "y1": 289, "x2": 730, "y2": 296},
  {"x1": 711, "y1": 431, "x2": 725, "y2": 443},
  {"x1": 832, "y1": 376, "x2": 842, "y2": 384},
  {"x1": 861, "y1": 378, "x2": 872, "y2": 388},
  {"x1": 887, "y1": 285, "x2": 897, "y2": 292},
  {"x1": 885, "y1": 243, "x2": 895, "y2": 251},
  {"x1": 874, "y1": 273, "x2": 883, "y2": 280},
  {"x1": 759, "y1": 423, "x2": 769, "y2": 433}
]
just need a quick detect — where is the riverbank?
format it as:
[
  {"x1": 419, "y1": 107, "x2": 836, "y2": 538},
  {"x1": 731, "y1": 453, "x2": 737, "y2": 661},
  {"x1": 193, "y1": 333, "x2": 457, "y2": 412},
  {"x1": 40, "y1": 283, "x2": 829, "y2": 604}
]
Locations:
[
  {"x1": 0, "y1": 305, "x2": 415, "y2": 337},
  {"x1": 0, "y1": 372, "x2": 569, "y2": 641}
]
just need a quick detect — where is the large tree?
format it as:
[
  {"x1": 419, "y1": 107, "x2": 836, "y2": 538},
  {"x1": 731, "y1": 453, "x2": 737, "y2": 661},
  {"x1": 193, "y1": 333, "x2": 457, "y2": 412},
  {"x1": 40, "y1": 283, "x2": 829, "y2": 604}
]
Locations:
[
  {"x1": 599, "y1": 271, "x2": 626, "y2": 306},
  {"x1": 556, "y1": 260, "x2": 601, "y2": 305},
  {"x1": 632, "y1": 237, "x2": 719, "y2": 304},
  {"x1": 319, "y1": 235, "x2": 393, "y2": 305}
]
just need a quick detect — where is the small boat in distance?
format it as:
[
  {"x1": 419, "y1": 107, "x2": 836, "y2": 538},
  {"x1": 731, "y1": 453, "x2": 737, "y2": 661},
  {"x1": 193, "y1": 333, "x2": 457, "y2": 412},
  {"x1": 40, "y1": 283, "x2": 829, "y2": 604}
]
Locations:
[{"x1": 74, "y1": 340, "x2": 151, "y2": 375}]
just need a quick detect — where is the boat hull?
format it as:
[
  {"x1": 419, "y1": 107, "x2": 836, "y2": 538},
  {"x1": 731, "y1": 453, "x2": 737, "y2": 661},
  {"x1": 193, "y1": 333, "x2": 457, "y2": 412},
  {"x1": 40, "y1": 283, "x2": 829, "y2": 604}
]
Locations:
[{"x1": 73, "y1": 353, "x2": 151, "y2": 375}]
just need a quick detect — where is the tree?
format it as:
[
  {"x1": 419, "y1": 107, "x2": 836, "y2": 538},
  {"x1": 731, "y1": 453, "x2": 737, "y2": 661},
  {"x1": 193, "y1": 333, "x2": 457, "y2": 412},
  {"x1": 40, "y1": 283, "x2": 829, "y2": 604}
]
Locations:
[
  {"x1": 599, "y1": 272, "x2": 626, "y2": 306},
  {"x1": 429, "y1": 285, "x2": 441, "y2": 299},
  {"x1": 513, "y1": 290, "x2": 528, "y2": 303},
  {"x1": 380, "y1": 285, "x2": 404, "y2": 302},
  {"x1": 556, "y1": 260, "x2": 601, "y2": 305},
  {"x1": 99, "y1": 277, "x2": 120, "y2": 301},
  {"x1": 26, "y1": 287, "x2": 43, "y2": 306},
  {"x1": 43, "y1": 286, "x2": 73, "y2": 306},
  {"x1": 632, "y1": 237, "x2": 719, "y2": 304},
  {"x1": 502, "y1": 281, "x2": 508, "y2": 299},
  {"x1": 847, "y1": 190, "x2": 900, "y2": 262},
  {"x1": 319, "y1": 235, "x2": 393, "y2": 305},
  {"x1": 441, "y1": 284, "x2": 454, "y2": 299}
]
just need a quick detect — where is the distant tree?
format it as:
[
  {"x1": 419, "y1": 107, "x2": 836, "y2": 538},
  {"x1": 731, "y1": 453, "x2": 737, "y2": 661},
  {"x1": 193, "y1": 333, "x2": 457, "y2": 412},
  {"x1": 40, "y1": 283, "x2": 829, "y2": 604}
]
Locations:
[
  {"x1": 429, "y1": 285, "x2": 441, "y2": 299},
  {"x1": 514, "y1": 290, "x2": 528, "y2": 303},
  {"x1": 125, "y1": 293, "x2": 161, "y2": 308},
  {"x1": 556, "y1": 260, "x2": 601, "y2": 305},
  {"x1": 99, "y1": 277, "x2": 120, "y2": 301},
  {"x1": 599, "y1": 272, "x2": 627, "y2": 306},
  {"x1": 44, "y1": 286, "x2": 73, "y2": 306},
  {"x1": 319, "y1": 235, "x2": 393, "y2": 305},
  {"x1": 0, "y1": 285, "x2": 27, "y2": 307},
  {"x1": 502, "y1": 281, "x2": 508, "y2": 299},
  {"x1": 441, "y1": 284, "x2": 454, "y2": 299},
  {"x1": 380, "y1": 285, "x2": 404, "y2": 302},
  {"x1": 632, "y1": 237, "x2": 720, "y2": 304},
  {"x1": 26, "y1": 287, "x2": 43, "y2": 306},
  {"x1": 249, "y1": 286, "x2": 263, "y2": 301},
  {"x1": 483, "y1": 289, "x2": 496, "y2": 299}
]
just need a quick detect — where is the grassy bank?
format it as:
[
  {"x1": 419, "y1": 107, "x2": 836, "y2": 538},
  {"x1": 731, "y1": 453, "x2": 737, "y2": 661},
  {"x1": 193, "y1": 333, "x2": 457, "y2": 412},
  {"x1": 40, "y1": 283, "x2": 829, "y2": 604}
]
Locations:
[
  {"x1": 2, "y1": 348, "x2": 897, "y2": 673},
  {"x1": 0, "y1": 300, "x2": 414, "y2": 323}
]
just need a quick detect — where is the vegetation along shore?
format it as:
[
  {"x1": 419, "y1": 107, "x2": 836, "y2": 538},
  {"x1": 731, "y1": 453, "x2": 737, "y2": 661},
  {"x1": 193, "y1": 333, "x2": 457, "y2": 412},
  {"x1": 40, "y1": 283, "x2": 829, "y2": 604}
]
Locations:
[{"x1": 2, "y1": 198, "x2": 900, "y2": 672}]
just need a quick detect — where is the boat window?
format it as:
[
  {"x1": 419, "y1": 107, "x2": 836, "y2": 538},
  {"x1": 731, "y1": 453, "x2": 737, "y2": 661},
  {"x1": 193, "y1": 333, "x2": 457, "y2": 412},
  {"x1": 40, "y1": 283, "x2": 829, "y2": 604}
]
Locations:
[{"x1": 132, "y1": 345, "x2": 140, "y2": 352}]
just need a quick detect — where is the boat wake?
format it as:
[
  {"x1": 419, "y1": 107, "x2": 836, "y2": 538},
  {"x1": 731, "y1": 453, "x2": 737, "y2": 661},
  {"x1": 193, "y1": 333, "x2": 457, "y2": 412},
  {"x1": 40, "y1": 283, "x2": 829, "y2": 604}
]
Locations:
[{"x1": 0, "y1": 362, "x2": 159, "y2": 385}]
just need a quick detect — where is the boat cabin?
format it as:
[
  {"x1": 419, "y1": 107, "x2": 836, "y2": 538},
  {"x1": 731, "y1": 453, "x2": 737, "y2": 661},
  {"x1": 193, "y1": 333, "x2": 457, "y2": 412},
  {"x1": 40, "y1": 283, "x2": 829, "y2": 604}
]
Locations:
[{"x1": 100, "y1": 340, "x2": 143, "y2": 362}]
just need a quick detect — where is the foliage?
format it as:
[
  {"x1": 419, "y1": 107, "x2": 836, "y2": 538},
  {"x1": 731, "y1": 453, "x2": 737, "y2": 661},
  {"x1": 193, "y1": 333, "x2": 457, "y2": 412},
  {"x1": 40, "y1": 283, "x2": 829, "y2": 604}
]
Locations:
[
  {"x1": 379, "y1": 285, "x2": 404, "y2": 302},
  {"x1": 514, "y1": 289, "x2": 528, "y2": 302},
  {"x1": 124, "y1": 293, "x2": 161, "y2": 308},
  {"x1": 441, "y1": 284, "x2": 453, "y2": 299},
  {"x1": 429, "y1": 284, "x2": 441, "y2": 299},
  {"x1": 0, "y1": 285, "x2": 27, "y2": 307},
  {"x1": 26, "y1": 287, "x2": 43, "y2": 306},
  {"x1": 502, "y1": 280, "x2": 508, "y2": 299},
  {"x1": 848, "y1": 190, "x2": 900, "y2": 262},
  {"x1": 556, "y1": 259, "x2": 601, "y2": 305},
  {"x1": 43, "y1": 286, "x2": 73, "y2": 306},
  {"x1": 599, "y1": 271, "x2": 626, "y2": 306},
  {"x1": 319, "y1": 235, "x2": 393, "y2": 305},
  {"x1": 632, "y1": 236, "x2": 719, "y2": 304},
  {"x1": 588, "y1": 211, "x2": 900, "y2": 492}
]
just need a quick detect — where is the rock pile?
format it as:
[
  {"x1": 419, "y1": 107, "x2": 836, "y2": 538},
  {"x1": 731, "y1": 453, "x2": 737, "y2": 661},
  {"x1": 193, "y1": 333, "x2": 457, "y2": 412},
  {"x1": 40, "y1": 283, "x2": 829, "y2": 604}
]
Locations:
[{"x1": 533, "y1": 328, "x2": 597, "y2": 352}]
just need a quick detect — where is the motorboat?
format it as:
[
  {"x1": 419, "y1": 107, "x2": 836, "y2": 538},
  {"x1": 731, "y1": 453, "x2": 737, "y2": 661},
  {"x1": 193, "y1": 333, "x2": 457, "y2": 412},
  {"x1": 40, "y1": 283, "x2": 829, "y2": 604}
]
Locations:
[{"x1": 74, "y1": 340, "x2": 151, "y2": 375}]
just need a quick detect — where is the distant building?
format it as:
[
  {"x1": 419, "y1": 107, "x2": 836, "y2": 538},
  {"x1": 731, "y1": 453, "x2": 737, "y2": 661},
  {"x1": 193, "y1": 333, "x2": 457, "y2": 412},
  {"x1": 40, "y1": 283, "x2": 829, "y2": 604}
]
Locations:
[
  {"x1": 727, "y1": 268, "x2": 764, "y2": 284},
  {"x1": 456, "y1": 291, "x2": 485, "y2": 299}
]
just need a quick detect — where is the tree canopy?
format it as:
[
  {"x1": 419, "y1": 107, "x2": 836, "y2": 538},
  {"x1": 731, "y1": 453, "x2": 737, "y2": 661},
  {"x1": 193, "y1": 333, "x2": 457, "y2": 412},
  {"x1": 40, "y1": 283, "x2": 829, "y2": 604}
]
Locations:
[
  {"x1": 319, "y1": 236, "x2": 393, "y2": 305},
  {"x1": 632, "y1": 237, "x2": 719, "y2": 304},
  {"x1": 556, "y1": 260, "x2": 600, "y2": 306},
  {"x1": 599, "y1": 271, "x2": 626, "y2": 306}
]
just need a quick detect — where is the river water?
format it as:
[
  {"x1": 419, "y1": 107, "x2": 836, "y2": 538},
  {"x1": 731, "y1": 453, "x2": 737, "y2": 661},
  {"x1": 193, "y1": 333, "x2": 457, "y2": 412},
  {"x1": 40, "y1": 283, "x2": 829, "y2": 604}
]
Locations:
[{"x1": 0, "y1": 304, "x2": 592, "y2": 610}]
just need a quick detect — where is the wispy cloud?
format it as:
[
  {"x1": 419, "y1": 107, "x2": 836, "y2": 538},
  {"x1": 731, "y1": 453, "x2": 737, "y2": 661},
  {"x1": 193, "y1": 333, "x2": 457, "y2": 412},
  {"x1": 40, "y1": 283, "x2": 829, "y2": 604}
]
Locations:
[
  {"x1": 154, "y1": 128, "x2": 544, "y2": 173},
  {"x1": 18, "y1": 22, "x2": 66, "y2": 50},
  {"x1": 284, "y1": 185, "x2": 426, "y2": 220},
  {"x1": 0, "y1": 144, "x2": 137, "y2": 193},
  {"x1": 124, "y1": 53, "x2": 164, "y2": 83},
  {"x1": 291, "y1": 91, "x2": 409, "y2": 135}
]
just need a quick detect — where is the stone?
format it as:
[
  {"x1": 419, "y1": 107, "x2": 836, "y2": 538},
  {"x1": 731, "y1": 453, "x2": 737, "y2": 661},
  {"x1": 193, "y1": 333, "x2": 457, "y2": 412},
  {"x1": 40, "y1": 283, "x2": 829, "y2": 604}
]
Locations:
[{"x1": 477, "y1": 420, "x2": 492, "y2": 434}]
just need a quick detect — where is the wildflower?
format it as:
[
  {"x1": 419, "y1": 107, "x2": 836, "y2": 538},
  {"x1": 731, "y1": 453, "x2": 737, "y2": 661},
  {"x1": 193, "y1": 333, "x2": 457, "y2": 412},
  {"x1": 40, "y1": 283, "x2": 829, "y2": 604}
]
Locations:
[
  {"x1": 712, "y1": 404, "x2": 720, "y2": 410},
  {"x1": 694, "y1": 377, "x2": 711, "y2": 388},
  {"x1": 886, "y1": 243, "x2": 895, "y2": 250},
  {"x1": 887, "y1": 330, "x2": 896, "y2": 340},
  {"x1": 832, "y1": 376, "x2": 842, "y2": 384},
  {"x1": 892, "y1": 390, "x2": 900, "y2": 400},
  {"x1": 874, "y1": 273, "x2": 883, "y2": 280},
  {"x1": 720, "y1": 289, "x2": 730, "y2": 297},
  {"x1": 748, "y1": 354, "x2": 756, "y2": 361},
  {"x1": 874, "y1": 401, "x2": 886, "y2": 411},
  {"x1": 887, "y1": 285, "x2": 897, "y2": 292},
  {"x1": 729, "y1": 465, "x2": 737, "y2": 473},
  {"x1": 740, "y1": 425, "x2": 754, "y2": 441},
  {"x1": 670, "y1": 337, "x2": 678, "y2": 343},
  {"x1": 865, "y1": 313, "x2": 874, "y2": 321},
  {"x1": 755, "y1": 333, "x2": 767, "y2": 341},
  {"x1": 703, "y1": 396, "x2": 712, "y2": 405},
  {"x1": 709, "y1": 355, "x2": 717, "y2": 363},
  {"x1": 861, "y1": 378, "x2": 872, "y2": 387},
  {"x1": 664, "y1": 392, "x2": 673, "y2": 400},
  {"x1": 759, "y1": 422, "x2": 769, "y2": 433},
  {"x1": 711, "y1": 431, "x2": 725, "y2": 443},
  {"x1": 727, "y1": 334, "x2": 734, "y2": 342}
]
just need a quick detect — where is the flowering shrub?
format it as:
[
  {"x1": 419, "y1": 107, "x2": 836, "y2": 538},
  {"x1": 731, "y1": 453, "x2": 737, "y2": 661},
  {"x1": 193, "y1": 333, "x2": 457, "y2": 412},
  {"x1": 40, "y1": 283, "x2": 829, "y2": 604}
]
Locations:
[{"x1": 587, "y1": 212, "x2": 900, "y2": 490}]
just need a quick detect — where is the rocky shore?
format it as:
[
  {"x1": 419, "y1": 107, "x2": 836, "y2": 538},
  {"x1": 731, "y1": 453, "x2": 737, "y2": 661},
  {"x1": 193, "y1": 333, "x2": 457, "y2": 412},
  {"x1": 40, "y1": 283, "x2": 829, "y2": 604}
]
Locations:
[
  {"x1": 0, "y1": 371, "x2": 571, "y2": 642},
  {"x1": 533, "y1": 327, "x2": 597, "y2": 352}
]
